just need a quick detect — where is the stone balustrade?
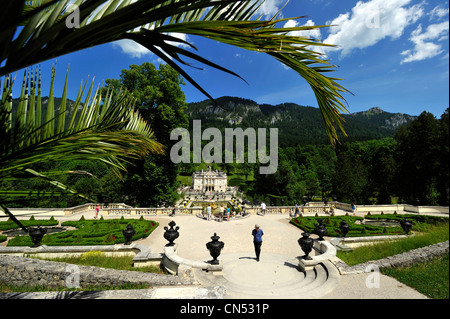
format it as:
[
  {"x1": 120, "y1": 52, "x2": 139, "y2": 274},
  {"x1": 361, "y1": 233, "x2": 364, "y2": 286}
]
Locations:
[
  {"x1": 242, "y1": 205, "x2": 330, "y2": 215},
  {"x1": 103, "y1": 207, "x2": 204, "y2": 216},
  {"x1": 3, "y1": 201, "x2": 447, "y2": 219},
  {"x1": 64, "y1": 203, "x2": 132, "y2": 215}
]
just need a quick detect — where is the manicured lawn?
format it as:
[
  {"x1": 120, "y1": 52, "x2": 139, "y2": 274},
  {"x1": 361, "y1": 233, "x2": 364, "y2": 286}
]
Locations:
[
  {"x1": 382, "y1": 254, "x2": 449, "y2": 299},
  {"x1": 336, "y1": 222, "x2": 449, "y2": 299},
  {"x1": 336, "y1": 223, "x2": 449, "y2": 265},
  {"x1": 36, "y1": 251, "x2": 166, "y2": 274}
]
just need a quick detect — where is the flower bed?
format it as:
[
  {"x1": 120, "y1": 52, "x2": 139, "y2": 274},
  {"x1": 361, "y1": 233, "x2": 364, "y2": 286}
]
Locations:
[
  {"x1": 6, "y1": 216, "x2": 158, "y2": 246},
  {"x1": 290, "y1": 215, "x2": 404, "y2": 237}
]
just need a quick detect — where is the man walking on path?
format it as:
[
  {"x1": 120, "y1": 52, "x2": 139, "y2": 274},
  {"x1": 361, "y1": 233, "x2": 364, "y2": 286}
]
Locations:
[
  {"x1": 252, "y1": 224, "x2": 264, "y2": 262},
  {"x1": 294, "y1": 202, "x2": 300, "y2": 217}
]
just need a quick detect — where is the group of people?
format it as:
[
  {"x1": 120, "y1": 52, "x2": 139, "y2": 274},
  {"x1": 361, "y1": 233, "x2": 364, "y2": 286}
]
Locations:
[{"x1": 204, "y1": 204, "x2": 232, "y2": 221}]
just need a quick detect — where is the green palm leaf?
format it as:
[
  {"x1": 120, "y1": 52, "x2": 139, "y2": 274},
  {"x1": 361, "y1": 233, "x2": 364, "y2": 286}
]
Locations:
[
  {"x1": 1, "y1": 0, "x2": 350, "y2": 144},
  {"x1": 0, "y1": 65, "x2": 163, "y2": 202}
]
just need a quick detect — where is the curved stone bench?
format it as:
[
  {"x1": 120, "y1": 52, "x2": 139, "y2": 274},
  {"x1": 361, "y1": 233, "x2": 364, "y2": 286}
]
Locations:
[{"x1": 163, "y1": 244, "x2": 222, "y2": 276}]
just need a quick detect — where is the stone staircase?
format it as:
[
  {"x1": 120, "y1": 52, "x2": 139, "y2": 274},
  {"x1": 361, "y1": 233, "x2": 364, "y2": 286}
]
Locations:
[{"x1": 192, "y1": 253, "x2": 340, "y2": 299}]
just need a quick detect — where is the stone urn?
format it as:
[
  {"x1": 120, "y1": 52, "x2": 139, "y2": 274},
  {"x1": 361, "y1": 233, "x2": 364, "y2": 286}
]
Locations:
[
  {"x1": 400, "y1": 218, "x2": 413, "y2": 234},
  {"x1": 122, "y1": 224, "x2": 136, "y2": 245},
  {"x1": 206, "y1": 233, "x2": 225, "y2": 265},
  {"x1": 339, "y1": 220, "x2": 350, "y2": 237},
  {"x1": 314, "y1": 219, "x2": 328, "y2": 241},
  {"x1": 28, "y1": 226, "x2": 47, "y2": 248},
  {"x1": 164, "y1": 220, "x2": 179, "y2": 246},
  {"x1": 298, "y1": 232, "x2": 314, "y2": 260}
]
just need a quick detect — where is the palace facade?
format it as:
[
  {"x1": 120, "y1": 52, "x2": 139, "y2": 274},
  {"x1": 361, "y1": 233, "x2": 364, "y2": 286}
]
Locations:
[{"x1": 192, "y1": 166, "x2": 227, "y2": 192}]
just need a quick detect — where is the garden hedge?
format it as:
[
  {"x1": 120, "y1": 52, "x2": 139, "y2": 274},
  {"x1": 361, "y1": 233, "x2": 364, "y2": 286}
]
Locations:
[
  {"x1": 290, "y1": 214, "x2": 449, "y2": 237},
  {"x1": 290, "y1": 215, "x2": 404, "y2": 237},
  {"x1": 0, "y1": 216, "x2": 58, "y2": 231},
  {"x1": 6, "y1": 216, "x2": 159, "y2": 246}
]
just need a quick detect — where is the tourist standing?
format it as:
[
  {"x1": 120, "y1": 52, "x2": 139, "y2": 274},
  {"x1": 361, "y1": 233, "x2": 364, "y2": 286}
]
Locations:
[
  {"x1": 294, "y1": 202, "x2": 300, "y2": 217},
  {"x1": 221, "y1": 206, "x2": 227, "y2": 222},
  {"x1": 206, "y1": 204, "x2": 212, "y2": 221},
  {"x1": 252, "y1": 224, "x2": 264, "y2": 261},
  {"x1": 170, "y1": 205, "x2": 176, "y2": 217},
  {"x1": 261, "y1": 202, "x2": 266, "y2": 216},
  {"x1": 351, "y1": 202, "x2": 356, "y2": 215},
  {"x1": 94, "y1": 204, "x2": 100, "y2": 219}
]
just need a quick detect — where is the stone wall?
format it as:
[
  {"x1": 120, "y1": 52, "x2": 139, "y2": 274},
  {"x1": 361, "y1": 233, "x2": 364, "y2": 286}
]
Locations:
[
  {"x1": 334, "y1": 240, "x2": 449, "y2": 274},
  {"x1": 1, "y1": 241, "x2": 448, "y2": 289},
  {"x1": 0, "y1": 254, "x2": 197, "y2": 289}
]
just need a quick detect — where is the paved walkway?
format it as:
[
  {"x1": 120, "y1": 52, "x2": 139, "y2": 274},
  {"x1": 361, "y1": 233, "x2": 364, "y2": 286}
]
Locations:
[{"x1": 44, "y1": 209, "x2": 429, "y2": 299}]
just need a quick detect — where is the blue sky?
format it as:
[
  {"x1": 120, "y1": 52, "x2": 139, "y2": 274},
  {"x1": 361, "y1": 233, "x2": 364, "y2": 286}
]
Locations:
[{"x1": 10, "y1": 0, "x2": 450, "y2": 117}]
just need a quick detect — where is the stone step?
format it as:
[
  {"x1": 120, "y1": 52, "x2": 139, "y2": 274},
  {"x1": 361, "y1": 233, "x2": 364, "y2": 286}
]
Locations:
[
  {"x1": 292, "y1": 261, "x2": 341, "y2": 298},
  {"x1": 193, "y1": 260, "x2": 340, "y2": 299}
]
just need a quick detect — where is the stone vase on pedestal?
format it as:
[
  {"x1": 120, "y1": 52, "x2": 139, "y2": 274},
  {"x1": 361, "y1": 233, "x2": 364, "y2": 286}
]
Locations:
[
  {"x1": 164, "y1": 221, "x2": 179, "y2": 246},
  {"x1": 206, "y1": 233, "x2": 225, "y2": 265},
  {"x1": 298, "y1": 232, "x2": 314, "y2": 260}
]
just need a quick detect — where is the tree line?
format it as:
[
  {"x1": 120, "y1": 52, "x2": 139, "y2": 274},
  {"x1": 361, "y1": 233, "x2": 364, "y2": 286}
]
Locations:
[
  {"x1": 2, "y1": 62, "x2": 447, "y2": 208},
  {"x1": 251, "y1": 109, "x2": 448, "y2": 207}
]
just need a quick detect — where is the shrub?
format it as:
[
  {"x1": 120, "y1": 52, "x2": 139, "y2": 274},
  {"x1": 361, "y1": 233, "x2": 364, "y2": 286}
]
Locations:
[{"x1": 0, "y1": 218, "x2": 59, "y2": 231}]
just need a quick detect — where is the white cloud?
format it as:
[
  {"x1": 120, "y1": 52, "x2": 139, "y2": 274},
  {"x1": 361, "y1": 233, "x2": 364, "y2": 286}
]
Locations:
[
  {"x1": 112, "y1": 33, "x2": 190, "y2": 59},
  {"x1": 401, "y1": 21, "x2": 449, "y2": 63},
  {"x1": 429, "y1": 4, "x2": 449, "y2": 20},
  {"x1": 166, "y1": 32, "x2": 190, "y2": 48},
  {"x1": 284, "y1": 19, "x2": 322, "y2": 40},
  {"x1": 283, "y1": 19, "x2": 326, "y2": 58},
  {"x1": 112, "y1": 39, "x2": 150, "y2": 58},
  {"x1": 255, "y1": 0, "x2": 285, "y2": 18},
  {"x1": 322, "y1": 0, "x2": 424, "y2": 57}
]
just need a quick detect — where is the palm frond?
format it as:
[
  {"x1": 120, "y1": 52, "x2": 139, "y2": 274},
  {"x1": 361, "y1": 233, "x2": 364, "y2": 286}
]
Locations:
[
  {"x1": 0, "y1": 64, "x2": 163, "y2": 189},
  {"x1": 1, "y1": 0, "x2": 350, "y2": 144}
]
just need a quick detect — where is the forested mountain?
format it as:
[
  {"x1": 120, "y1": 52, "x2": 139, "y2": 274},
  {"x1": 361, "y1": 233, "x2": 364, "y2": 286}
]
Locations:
[
  {"x1": 187, "y1": 97, "x2": 417, "y2": 146},
  {"x1": 12, "y1": 95, "x2": 416, "y2": 146}
]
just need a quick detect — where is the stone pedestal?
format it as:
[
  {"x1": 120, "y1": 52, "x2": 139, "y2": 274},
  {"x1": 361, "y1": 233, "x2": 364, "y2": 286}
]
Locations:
[{"x1": 298, "y1": 257, "x2": 317, "y2": 272}]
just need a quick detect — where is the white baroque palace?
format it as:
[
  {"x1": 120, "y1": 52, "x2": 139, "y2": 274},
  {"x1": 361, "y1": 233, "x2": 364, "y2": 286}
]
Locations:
[{"x1": 192, "y1": 166, "x2": 227, "y2": 192}]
